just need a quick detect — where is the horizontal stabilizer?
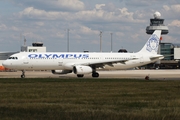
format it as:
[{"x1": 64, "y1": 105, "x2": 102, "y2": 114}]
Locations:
[{"x1": 150, "y1": 55, "x2": 164, "y2": 61}]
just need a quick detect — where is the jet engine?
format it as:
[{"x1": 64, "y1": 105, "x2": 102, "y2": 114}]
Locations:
[
  {"x1": 73, "y1": 66, "x2": 92, "y2": 74},
  {"x1": 51, "y1": 70, "x2": 72, "y2": 74}
]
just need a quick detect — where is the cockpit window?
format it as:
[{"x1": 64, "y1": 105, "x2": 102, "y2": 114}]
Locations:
[{"x1": 8, "y1": 57, "x2": 18, "y2": 59}]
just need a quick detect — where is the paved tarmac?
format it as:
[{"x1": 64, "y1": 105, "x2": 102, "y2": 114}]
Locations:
[{"x1": 0, "y1": 69, "x2": 180, "y2": 80}]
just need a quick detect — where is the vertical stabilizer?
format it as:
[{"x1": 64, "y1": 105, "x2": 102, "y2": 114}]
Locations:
[{"x1": 139, "y1": 30, "x2": 161, "y2": 54}]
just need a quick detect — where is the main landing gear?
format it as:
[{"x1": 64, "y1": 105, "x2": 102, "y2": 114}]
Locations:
[
  {"x1": 77, "y1": 74, "x2": 84, "y2": 77},
  {"x1": 21, "y1": 70, "x2": 25, "y2": 78},
  {"x1": 76, "y1": 72, "x2": 99, "y2": 78}
]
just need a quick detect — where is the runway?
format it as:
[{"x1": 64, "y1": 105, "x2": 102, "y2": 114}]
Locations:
[{"x1": 0, "y1": 69, "x2": 180, "y2": 80}]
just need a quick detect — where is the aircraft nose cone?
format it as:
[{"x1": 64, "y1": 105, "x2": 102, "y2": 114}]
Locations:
[{"x1": 2, "y1": 60, "x2": 10, "y2": 68}]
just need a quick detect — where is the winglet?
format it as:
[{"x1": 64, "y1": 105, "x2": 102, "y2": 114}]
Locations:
[{"x1": 139, "y1": 30, "x2": 161, "y2": 54}]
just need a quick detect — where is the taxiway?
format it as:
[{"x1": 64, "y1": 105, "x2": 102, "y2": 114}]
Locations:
[{"x1": 0, "y1": 69, "x2": 180, "y2": 80}]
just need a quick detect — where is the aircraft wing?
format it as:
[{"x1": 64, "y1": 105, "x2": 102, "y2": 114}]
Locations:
[{"x1": 78, "y1": 58, "x2": 138, "y2": 68}]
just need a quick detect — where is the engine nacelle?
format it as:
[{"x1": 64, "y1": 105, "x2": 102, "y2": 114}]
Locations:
[
  {"x1": 51, "y1": 70, "x2": 72, "y2": 74},
  {"x1": 73, "y1": 66, "x2": 92, "y2": 74}
]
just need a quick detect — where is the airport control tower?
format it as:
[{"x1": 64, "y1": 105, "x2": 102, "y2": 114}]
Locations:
[
  {"x1": 146, "y1": 11, "x2": 169, "y2": 35},
  {"x1": 146, "y1": 12, "x2": 169, "y2": 67}
]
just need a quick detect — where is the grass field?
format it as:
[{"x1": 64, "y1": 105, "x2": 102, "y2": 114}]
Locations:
[{"x1": 0, "y1": 78, "x2": 180, "y2": 120}]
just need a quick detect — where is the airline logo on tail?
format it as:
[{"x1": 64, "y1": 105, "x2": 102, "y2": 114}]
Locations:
[{"x1": 146, "y1": 34, "x2": 159, "y2": 52}]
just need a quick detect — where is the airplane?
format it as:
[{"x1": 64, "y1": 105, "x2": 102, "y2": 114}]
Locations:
[{"x1": 2, "y1": 30, "x2": 164, "y2": 78}]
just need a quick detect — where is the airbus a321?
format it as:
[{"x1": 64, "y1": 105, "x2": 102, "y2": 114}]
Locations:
[{"x1": 3, "y1": 30, "x2": 163, "y2": 78}]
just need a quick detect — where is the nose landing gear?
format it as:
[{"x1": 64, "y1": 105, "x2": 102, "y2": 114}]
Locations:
[{"x1": 21, "y1": 70, "x2": 25, "y2": 78}]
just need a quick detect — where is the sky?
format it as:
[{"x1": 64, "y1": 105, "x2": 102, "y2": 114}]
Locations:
[{"x1": 0, "y1": 0, "x2": 180, "y2": 52}]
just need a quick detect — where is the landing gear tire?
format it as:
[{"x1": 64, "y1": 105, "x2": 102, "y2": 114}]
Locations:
[
  {"x1": 21, "y1": 70, "x2": 25, "y2": 78},
  {"x1": 92, "y1": 72, "x2": 99, "y2": 78},
  {"x1": 77, "y1": 74, "x2": 84, "y2": 78},
  {"x1": 21, "y1": 75, "x2": 25, "y2": 78}
]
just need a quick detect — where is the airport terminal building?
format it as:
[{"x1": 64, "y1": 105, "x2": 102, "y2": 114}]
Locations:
[
  {"x1": 145, "y1": 42, "x2": 180, "y2": 69},
  {"x1": 158, "y1": 43, "x2": 180, "y2": 69},
  {"x1": 160, "y1": 43, "x2": 180, "y2": 60}
]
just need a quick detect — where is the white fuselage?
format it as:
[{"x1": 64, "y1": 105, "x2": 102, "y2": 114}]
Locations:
[
  {"x1": 2, "y1": 52, "x2": 159, "y2": 71},
  {"x1": 2, "y1": 30, "x2": 163, "y2": 78},
  {"x1": 3, "y1": 30, "x2": 164, "y2": 78}
]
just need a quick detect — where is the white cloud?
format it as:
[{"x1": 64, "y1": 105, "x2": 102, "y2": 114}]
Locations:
[
  {"x1": 44, "y1": 0, "x2": 85, "y2": 11},
  {"x1": 1, "y1": 0, "x2": 180, "y2": 52},
  {"x1": 115, "y1": 32, "x2": 124, "y2": 38},
  {"x1": 119, "y1": 8, "x2": 134, "y2": 20},
  {"x1": 168, "y1": 20, "x2": 180, "y2": 27},
  {"x1": 171, "y1": 4, "x2": 180, "y2": 12},
  {"x1": 18, "y1": 4, "x2": 144, "y2": 24},
  {"x1": 163, "y1": 5, "x2": 170, "y2": 11},
  {"x1": 0, "y1": 24, "x2": 7, "y2": 30},
  {"x1": 18, "y1": 7, "x2": 69, "y2": 20},
  {"x1": 163, "y1": 4, "x2": 180, "y2": 13},
  {"x1": 35, "y1": 22, "x2": 44, "y2": 26},
  {"x1": 11, "y1": 0, "x2": 85, "y2": 11},
  {"x1": 23, "y1": 32, "x2": 43, "y2": 40},
  {"x1": 76, "y1": 6, "x2": 144, "y2": 23},
  {"x1": 11, "y1": 26, "x2": 19, "y2": 31},
  {"x1": 95, "y1": 4, "x2": 105, "y2": 10},
  {"x1": 56, "y1": 32, "x2": 64, "y2": 38},
  {"x1": 79, "y1": 26, "x2": 97, "y2": 35},
  {"x1": 18, "y1": 7, "x2": 46, "y2": 18}
]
